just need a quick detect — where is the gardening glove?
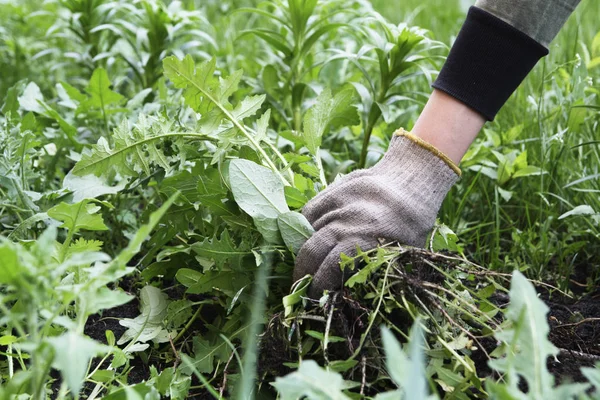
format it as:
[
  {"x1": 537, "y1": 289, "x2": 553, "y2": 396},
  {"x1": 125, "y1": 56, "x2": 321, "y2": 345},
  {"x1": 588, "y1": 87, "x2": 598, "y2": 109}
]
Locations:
[{"x1": 294, "y1": 128, "x2": 461, "y2": 298}]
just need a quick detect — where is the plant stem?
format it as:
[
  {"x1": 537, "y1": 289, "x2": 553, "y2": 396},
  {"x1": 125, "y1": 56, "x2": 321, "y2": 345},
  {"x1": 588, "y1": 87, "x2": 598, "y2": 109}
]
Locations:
[
  {"x1": 171, "y1": 305, "x2": 203, "y2": 344},
  {"x1": 180, "y1": 73, "x2": 291, "y2": 186},
  {"x1": 358, "y1": 103, "x2": 382, "y2": 169}
]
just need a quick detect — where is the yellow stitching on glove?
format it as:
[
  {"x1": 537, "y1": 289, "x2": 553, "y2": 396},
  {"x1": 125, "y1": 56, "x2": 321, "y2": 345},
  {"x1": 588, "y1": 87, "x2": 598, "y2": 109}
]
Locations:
[{"x1": 393, "y1": 128, "x2": 462, "y2": 176}]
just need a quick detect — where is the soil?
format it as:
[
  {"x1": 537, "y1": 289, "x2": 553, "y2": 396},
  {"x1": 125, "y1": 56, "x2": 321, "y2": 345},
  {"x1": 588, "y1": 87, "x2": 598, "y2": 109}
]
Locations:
[
  {"x1": 547, "y1": 291, "x2": 600, "y2": 382},
  {"x1": 257, "y1": 249, "x2": 600, "y2": 396},
  {"x1": 74, "y1": 251, "x2": 598, "y2": 397}
]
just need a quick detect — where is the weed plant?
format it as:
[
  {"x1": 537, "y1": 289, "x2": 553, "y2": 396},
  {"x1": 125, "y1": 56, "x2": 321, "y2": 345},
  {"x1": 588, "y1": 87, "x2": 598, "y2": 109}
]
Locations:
[{"x1": 0, "y1": 0, "x2": 599, "y2": 399}]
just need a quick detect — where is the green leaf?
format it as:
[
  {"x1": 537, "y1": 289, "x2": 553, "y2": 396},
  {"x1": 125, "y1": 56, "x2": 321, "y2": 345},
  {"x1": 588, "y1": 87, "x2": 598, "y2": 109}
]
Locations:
[
  {"x1": 283, "y1": 275, "x2": 312, "y2": 317},
  {"x1": 345, "y1": 249, "x2": 385, "y2": 288},
  {"x1": 277, "y1": 211, "x2": 314, "y2": 253},
  {"x1": 118, "y1": 286, "x2": 170, "y2": 346},
  {"x1": 182, "y1": 337, "x2": 228, "y2": 375},
  {"x1": 0, "y1": 335, "x2": 17, "y2": 346},
  {"x1": 285, "y1": 186, "x2": 309, "y2": 208},
  {"x1": 272, "y1": 360, "x2": 353, "y2": 400},
  {"x1": 558, "y1": 205, "x2": 596, "y2": 220},
  {"x1": 191, "y1": 230, "x2": 250, "y2": 269},
  {"x1": 487, "y1": 271, "x2": 565, "y2": 399},
  {"x1": 63, "y1": 171, "x2": 126, "y2": 202},
  {"x1": 83, "y1": 287, "x2": 134, "y2": 317},
  {"x1": 186, "y1": 271, "x2": 236, "y2": 295},
  {"x1": 302, "y1": 87, "x2": 359, "y2": 155},
  {"x1": 163, "y1": 55, "x2": 265, "y2": 140},
  {"x1": 0, "y1": 242, "x2": 21, "y2": 284},
  {"x1": 254, "y1": 215, "x2": 283, "y2": 244},
  {"x1": 47, "y1": 200, "x2": 108, "y2": 234},
  {"x1": 47, "y1": 332, "x2": 108, "y2": 395},
  {"x1": 18, "y1": 82, "x2": 45, "y2": 114},
  {"x1": 80, "y1": 67, "x2": 124, "y2": 110},
  {"x1": 72, "y1": 116, "x2": 183, "y2": 178},
  {"x1": 381, "y1": 320, "x2": 428, "y2": 399},
  {"x1": 512, "y1": 166, "x2": 545, "y2": 179},
  {"x1": 166, "y1": 300, "x2": 194, "y2": 330},
  {"x1": 100, "y1": 383, "x2": 156, "y2": 400},
  {"x1": 111, "y1": 192, "x2": 178, "y2": 268},
  {"x1": 229, "y1": 159, "x2": 289, "y2": 240},
  {"x1": 304, "y1": 330, "x2": 345, "y2": 343}
]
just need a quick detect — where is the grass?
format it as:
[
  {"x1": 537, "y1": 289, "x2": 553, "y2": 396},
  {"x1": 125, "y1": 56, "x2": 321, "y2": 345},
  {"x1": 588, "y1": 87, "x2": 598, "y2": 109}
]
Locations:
[{"x1": 0, "y1": 0, "x2": 599, "y2": 398}]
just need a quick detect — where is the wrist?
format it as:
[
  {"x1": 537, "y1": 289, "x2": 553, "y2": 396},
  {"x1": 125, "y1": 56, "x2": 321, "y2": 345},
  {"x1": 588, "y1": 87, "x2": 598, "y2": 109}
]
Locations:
[
  {"x1": 411, "y1": 89, "x2": 485, "y2": 165},
  {"x1": 393, "y1": 128, "x2": 461, "y2": 176}
]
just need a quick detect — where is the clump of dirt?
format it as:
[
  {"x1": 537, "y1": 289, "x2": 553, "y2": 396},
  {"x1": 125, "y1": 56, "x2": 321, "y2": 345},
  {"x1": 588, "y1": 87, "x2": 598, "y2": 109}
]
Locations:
[
  {"x1": 547, "y1": 293, "x2": 600, "y2": 382},
  {"x1": 260, "y1": 248, "x2": 600, "y2": 394}
]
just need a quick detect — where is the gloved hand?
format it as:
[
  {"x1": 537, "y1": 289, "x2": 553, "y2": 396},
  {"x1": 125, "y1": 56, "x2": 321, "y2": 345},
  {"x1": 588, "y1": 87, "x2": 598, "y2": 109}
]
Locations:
[{"x1": 294, "y1": 129, "x2": 461, "y2": 298}]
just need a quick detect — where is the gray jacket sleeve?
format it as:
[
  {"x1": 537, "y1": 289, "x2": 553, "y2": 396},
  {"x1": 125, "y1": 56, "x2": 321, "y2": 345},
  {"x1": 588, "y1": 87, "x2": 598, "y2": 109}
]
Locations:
[{"x1": 475, "y1": 0, "x2": 581, "y2": 47}]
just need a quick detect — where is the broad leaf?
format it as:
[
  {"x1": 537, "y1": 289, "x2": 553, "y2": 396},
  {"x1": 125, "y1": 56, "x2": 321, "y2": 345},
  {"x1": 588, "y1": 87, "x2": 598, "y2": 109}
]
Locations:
[
  {"x1": 47, "y1": 332, "x2": 107, "y2": 395},
  {"x1": 118, "y1": 286, "x2": 170, "y2": 346},
  {"x1": 0, "y1": 242, "x2": 21, "y2": 285},
  {"x1": 229, "y1": 159, "x2": 289, "y2": 242},
  {"x1": 277, "y1": 211, "x2": 314, "y2": 253},
  {"x1": 47, "y1": 200, "x2": 108, "y2": 233},
  {"x1": 63, "y1": 171, "x2": 126, "y2": 202},
  {"x1": 272, "y1": 360, "x2": 353, "y2": 400},
  {"x1": 229, "y1": 159, "x2": 288, "y2": 218},
  {"x1": 302, "y1": 88, "x2": 359, "y2": 155}
]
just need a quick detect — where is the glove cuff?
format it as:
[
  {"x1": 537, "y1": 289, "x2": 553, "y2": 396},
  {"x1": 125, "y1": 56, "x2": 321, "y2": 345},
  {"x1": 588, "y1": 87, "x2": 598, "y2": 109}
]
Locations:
[{"x1": 392, "y1": 128, "x2": 462, "y2": 176}]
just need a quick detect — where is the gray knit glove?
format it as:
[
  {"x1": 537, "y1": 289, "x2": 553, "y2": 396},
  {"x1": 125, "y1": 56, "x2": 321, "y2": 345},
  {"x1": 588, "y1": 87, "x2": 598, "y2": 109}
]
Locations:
[{"x1": 294, "y1": 129, "x2": 461, "y2": 298}]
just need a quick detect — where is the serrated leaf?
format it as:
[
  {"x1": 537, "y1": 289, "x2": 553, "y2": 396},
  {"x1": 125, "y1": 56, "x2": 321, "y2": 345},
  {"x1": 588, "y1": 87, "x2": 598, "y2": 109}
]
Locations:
[
  {"x1": 166, "y1": 300, "x2": 194, "y2": 330},
  {"x1": 80, "y1": 67, "x2": 124, "y2": 110},
  {"x1": 111, "y1": 192, "x2": 178, "y2": 268},
  {"x1": 381, "y1": 320, "x2": 428, "y2": 399},
  {"x1": 66, "y1": 238, "x2": 103, "y2": 256},
  {"x1": 182, "y1": 337, "x2": 228, "y2": 375},
  {"x1": 277, "y1": 211, "x2": 314, "y2": 253},
  {"x1": 232, "y1": 94, "x2": 266, "y2": 121},
  {"x1": 72, "y1": 116, "x2": 177, "y2": 178},
  {"x1": 186, "y1": 271, "x2": 236, "y2": 294},
  {"x1": 302, "y1": 87, "x2": 359, "y2": 155},
  {"x1": 487, "y1": 271, "x2": 560, "y2": 399},
  {"x1": 191, "y1": 230, "x2": 250, "y2": 269}
]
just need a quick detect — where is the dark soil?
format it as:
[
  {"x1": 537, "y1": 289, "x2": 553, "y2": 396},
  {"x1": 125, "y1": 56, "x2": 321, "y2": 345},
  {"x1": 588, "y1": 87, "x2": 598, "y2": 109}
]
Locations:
[
  {"x1": 547, "y1": 291, "x2": 600, "y2": 382},
  {"x1": 258, "y1": 249, "x2": 600, "y2": 396},
  {"x1": 75, "y1": 251, "x2": 598, "y2": 398}
]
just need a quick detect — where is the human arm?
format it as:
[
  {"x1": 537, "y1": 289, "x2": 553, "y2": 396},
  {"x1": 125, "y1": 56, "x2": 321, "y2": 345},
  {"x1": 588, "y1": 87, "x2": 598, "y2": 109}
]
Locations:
[{"x1": 294, "y1": 0, "x2": 582, "y2": 297}]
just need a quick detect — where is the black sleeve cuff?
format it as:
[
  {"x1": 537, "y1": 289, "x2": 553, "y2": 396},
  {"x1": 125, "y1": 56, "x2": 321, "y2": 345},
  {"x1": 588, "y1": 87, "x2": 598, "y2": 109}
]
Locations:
[{"x1": 431, "y1": 6, "x2": 549, "y2": 121}]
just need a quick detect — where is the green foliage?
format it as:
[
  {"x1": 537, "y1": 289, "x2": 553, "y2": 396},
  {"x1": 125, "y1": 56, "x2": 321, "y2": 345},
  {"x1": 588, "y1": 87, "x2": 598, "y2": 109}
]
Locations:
[
  {"x1": 1, "y1": 0, "x2": 599, "y2": 398},
  {"x1": 486, "y1": 271, "x2": 591, "y2": 399},
  {"x1": 0, "y1": 196, "x2": 176, "y2": 399}
]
